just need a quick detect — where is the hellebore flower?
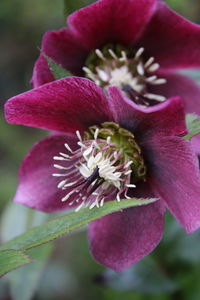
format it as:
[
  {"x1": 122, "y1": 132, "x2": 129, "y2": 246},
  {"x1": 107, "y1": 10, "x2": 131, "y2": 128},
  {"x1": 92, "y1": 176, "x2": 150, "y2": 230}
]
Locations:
[
  {"x1": 5, "y1": 77, "x2": 200, "y2": 271},
  {"x1": 32, "y1": 0, "x2": 200, "y2": 153},
  {"x1": 32, "y1": 0, "x2": 200, "y2": 112}
]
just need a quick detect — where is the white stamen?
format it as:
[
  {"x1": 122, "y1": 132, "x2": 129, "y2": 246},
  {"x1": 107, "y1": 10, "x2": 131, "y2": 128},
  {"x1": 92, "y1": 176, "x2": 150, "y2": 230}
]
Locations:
[
  {"x1": 144, "y1": 57, "x2": 154, "y2": 68},
  {"x1": 137, "y1": 63, "x2": 144, "y2": 76},
  {"x1": 64, "y1": 143, "x2": 73, "y2": 153},
  {"x1": 75, "y1": 201, "x2": 85, "y2": 212},
  {"x1": 108, "y1": 48, "x2": 118, "y2": 59},
  {"x1": 94, "y1": 128, "x2": 99, "y2": 140},
  {"x1": 53, "y1": 156, "x2": 67, "y2": 161},
  {"x1": 152, "y1": 78, "x2": 167, "y2": 85},
  {"x1": 124, "y1": 161, "x2": 133, "y2": 168},
  {"x1": 135, "y1": 47, "x2": 144, "y2": 59},
  {"x1": 125, "y1": 170, "x2": 132, "y2": 175},
  {"x1": 148, "y1": 63, "x2": 160, "y2": 72},
  {"x1": 95, "y1": 49, "x2": 106, "y2": 61},
  {"x1": 120, "y1": 51, "x2": 127, "y2": 62},
  {"x1": 61, "y1": 190, "x2": 77, "y2": 202},
  {"x1": 144, "y1": 93, "x2": 166, "y2": 102},
  {"x1": 57, "y1": 180, "x2": 67, "y2": 188},
  {"x1": 53, "y1": 164, "x2": 68, "y2": 170},
  {"x1": 126, "y1": 184, "x2": 136, "y2": 188},
  {"x1": 59, "y1": 152, "x2": 70, "y2": 158},
  {"x1": 76, "y1": 130, "x2": 82, "y2": 141}
]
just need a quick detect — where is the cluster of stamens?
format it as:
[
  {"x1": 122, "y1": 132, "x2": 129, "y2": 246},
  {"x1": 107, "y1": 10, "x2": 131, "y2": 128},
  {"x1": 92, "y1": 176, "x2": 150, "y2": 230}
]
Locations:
[
  {"x1": 53, "y1": 123, "x2": 146, "y2": 211},
  {"x1": 83, "y1": 46, "x2": 167, "y2": 106}
]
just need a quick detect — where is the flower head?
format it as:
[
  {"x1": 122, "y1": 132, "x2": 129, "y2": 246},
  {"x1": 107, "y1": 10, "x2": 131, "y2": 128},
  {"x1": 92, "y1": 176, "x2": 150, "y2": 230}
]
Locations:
[
  {"x1": 5, "y1": 77, "x2": 200, "y2": 271},
  {"x1": 32, "y1": 0, "x2": 200, "y2": 152}
]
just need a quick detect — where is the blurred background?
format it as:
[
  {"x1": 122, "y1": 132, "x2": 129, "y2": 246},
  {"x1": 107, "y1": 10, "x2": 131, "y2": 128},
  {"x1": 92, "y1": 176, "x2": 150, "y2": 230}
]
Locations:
[{"x1": 1, "y1": 0, "x2": 200, "y2": 299}]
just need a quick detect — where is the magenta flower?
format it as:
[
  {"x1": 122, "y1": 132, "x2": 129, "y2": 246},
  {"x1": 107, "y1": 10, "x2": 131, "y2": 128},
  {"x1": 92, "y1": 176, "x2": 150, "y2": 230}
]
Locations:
[
  {"x1": 31, "y1": 0, "x2": 200, "y2": 152},
  {"x1": 5, "y1": 77, "x2": 200, "y2": 271},
  {"x1": 32, "y1": 0, "x2": 200, "y2": 110}
]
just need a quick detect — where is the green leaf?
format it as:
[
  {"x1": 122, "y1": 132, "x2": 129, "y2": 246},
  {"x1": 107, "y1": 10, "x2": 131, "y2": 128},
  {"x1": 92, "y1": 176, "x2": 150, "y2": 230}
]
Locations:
[
  {"x1": 0, "y1": 199, "x2": 157, "y2": 252},
  {"x1": 0, "y1": 250, "x2": 32, "y2": 277},
  {"x1": 6, "y1": 244, "x2": 53, "y2": 300},
  {"x1": 64, "y1": 0, "x2": 95, "y2": 18},
  {"x1": 184, "y1": 113, "x2": 200, "y2": 140},
  {"x1": 43, "y1": 53, "x2": 71, "y2": 80}
]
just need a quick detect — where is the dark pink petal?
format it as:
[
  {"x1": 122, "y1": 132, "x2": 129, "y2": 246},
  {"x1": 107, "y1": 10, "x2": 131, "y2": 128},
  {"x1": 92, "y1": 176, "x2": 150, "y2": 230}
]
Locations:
[
  {"x1": 146, "y1": 137, "x2": 200, "y2": 233},
  {"x1": 108, "y1": 87, "x2": 187, "y2": 138},
  {"x1": 14, "y1": 135, "x2": 79, "y2": 213},
  {"x1": 191, "y1": 135, "x2": 200, "y2": 154},
  {"x1": 88, "y1": 183, "x2": 164, "y2": 271},
  {"x1": 68, "y1": 0, "x2": 156, "y2": 49},
  {"x1": 31, "y1": 55, "x2": 55, "y2": 88},
  {"x1": 151, "y1": 71, "x2": 200, "y2": 115},
  {"x1": 150, "y1": 71, "x2": 200, "y2": 154},
  {"x1": 138, "y1": 1, "x2": 200, "y2": 69},
  {"x1": 32, "y1": 28, "x2": 88, "y2": 88},
  {"x1": 5, "y1": 77, "x2": 112, "y2": 133}
]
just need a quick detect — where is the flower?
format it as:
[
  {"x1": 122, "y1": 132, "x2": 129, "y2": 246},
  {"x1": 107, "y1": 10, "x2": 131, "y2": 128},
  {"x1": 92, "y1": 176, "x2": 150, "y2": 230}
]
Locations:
[
  {"x1": 5, "y1": 77, "x2": 200, "y2": 271},
  {"x1": 31, "y1": 0, "x2": 200, "y2": 152},
  {"x1": 32, "y1": 0, "x2": 200, "y2": 107}
]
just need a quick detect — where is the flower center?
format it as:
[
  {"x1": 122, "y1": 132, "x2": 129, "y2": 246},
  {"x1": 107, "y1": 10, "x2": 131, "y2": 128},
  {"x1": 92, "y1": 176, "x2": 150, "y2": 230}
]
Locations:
[
  {"x1": 83, "y1": 44, "x2": 167, "y2": 106},
  {"x1": 53, "y1": 122, "x2": 146, "y2": 211}
]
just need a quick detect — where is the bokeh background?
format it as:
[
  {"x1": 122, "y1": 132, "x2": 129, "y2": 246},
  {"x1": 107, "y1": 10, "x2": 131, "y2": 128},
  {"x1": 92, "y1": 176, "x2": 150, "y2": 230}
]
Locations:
[{"x1": 1, "y1": 0, "x2": 200, "y2": 299}]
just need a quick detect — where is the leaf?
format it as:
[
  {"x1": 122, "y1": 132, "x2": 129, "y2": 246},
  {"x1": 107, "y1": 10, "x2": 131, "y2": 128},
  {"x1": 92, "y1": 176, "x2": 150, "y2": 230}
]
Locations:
[
  {"x1": 64, "y1": 0, "x2": 95, "y2": 18},
  {"x1": 43, "y1": 53, "x2": 71, "y2": 80},
  {"x1": 184, "y1": 113, "x2": 200, "y2": 140},
  {"x1": 102, "y1": 257, "x2": 177, "y2": 294},
  {"x1": 0, "y1": 199, "x2": 157, "y2": 252},
  {"x1": 0, "y1": 250, "x2": 32, "y2": 277},
  {"x1": 6, "y1": 244, "x2": 53, "y2": 300}
]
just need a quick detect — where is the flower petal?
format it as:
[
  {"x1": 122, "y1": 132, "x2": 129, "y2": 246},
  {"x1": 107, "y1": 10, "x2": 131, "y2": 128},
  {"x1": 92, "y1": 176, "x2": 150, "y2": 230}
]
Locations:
[
  {"x1": 5, "y1": 77, "x2": 112, "y2": 133},
  {"x1": 151, "y1": 71, "x2": 200, "y2": 115},
  {"x1": 150, "y1": 71, "x2": 200, "y2": 154},
  {"x1": 32, "y1": 28, "x2": 88, "y2": 87},
  {"x1": 31, "y1": 54, "x2": 55, "y2": 88},
  {"x1": 88, "y1": 183, "x2": 164, "y2": 271},
  {"x1": 108, "y1": 87, "x2": 187, "y2": 138},
  {"x1": 138, "y1": 1, "x2": 200, "y2": 69},
  {"x1": 68, "y1": 0, "x2": 156, "y2": 49},
  {"x1": 13, "y1": 135, "x2": 79, "y2": 213},
  {"x1": 146, "y1": 136, "x2": 200, "y2": 233}
]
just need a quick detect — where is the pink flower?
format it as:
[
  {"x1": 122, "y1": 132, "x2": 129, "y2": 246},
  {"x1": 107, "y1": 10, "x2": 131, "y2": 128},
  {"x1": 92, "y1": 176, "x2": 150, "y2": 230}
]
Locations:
[
  {"x1": 32, "y1": 0, "x2": 200, "y2": 152},
  {"x1": 32, "y1": 0, "x2": 200, "y2": 109},
  {"x1": 5, "y1": 77, "x2": 200, "y2": 271}
]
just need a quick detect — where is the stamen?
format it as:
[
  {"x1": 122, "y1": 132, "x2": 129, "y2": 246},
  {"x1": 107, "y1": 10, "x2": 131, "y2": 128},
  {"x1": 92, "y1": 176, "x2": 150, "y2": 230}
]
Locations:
[
  {"x1": 108, "y1": 48, "x2": 118, "y2": 59},
  {"x1": 76, "y1": 130, "x2": 82, "y2": 142},
  {"x1": 95, "y1": 49, "x2": 106, "y2": 61},
  {"x1": 144, "y1": 93, "x2": 166, "y2": 102},
  {"x1": 135, "y1": 47, "x2": 144, "y2": 59},
  {"x1": 64, "y1": 143, "x2": 73, "y2": 153},
  {"x1": 83, "y1": 46, "x2": 167, "y2": 106}
]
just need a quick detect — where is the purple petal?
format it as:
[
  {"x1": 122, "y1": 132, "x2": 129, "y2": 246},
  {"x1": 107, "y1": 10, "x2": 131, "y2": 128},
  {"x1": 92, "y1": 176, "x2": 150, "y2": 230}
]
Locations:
[
  {"x1": 68, "y1": 0, "x2": 156, "y2": 49},
  {"x1": 146, "y1": 137, "x2": 200, "y2": 233},
  {"x1": 32, "y1": 28, "x2": 88, "y2": 88},
  {"x1": 14, "y1": 135, "x2": 79, "y2": 213},
  {"x1": 108, "y1": 87, "x2": 187, "y2": 138},
  {"x1": 31, "y1": 54, "x2": 55, "y2": 88},
  {"x1": 88, "y1": 183, "x2": 164, "y2": 271},
  {"x1": 5, "y1": 77, "x2": 112, "y2": 133},
  {"x1": 138, "y1": 1, "x2": 200, "y2": 69},
  {"x1": 151, "y1": 71, "x2": 200, "y2": 116}
]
